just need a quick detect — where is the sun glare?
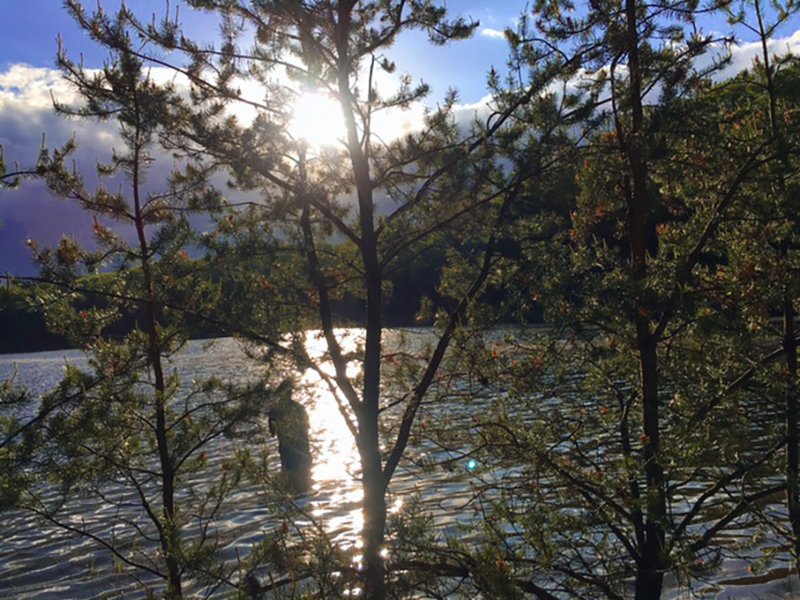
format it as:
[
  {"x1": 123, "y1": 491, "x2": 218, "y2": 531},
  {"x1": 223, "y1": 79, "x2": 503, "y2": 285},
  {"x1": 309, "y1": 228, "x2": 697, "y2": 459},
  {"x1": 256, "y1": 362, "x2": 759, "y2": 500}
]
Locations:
[{"x1": 290, "y1": 91, "x2": 346, "y2": 149}]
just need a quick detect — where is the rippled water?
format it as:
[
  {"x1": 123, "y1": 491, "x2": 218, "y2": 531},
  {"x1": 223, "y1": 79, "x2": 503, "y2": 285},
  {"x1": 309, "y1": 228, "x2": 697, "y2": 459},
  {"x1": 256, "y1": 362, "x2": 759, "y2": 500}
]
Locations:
[
  {"x1": 1, "y1": 330, "x2": 799, "y2": 599},
  {"x1": 0, "y1": 330, "x2": 474, "y2": 599}
]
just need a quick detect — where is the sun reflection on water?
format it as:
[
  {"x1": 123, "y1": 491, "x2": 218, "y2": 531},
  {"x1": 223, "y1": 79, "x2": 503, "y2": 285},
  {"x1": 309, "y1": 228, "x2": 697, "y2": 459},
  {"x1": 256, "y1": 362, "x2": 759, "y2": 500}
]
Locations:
[
  {"x1": 299, "y1": 329, "x2": 364, "y2": 548},
  {"x1": 295, "y1": 329, "x2": 419, "y2": 577}
]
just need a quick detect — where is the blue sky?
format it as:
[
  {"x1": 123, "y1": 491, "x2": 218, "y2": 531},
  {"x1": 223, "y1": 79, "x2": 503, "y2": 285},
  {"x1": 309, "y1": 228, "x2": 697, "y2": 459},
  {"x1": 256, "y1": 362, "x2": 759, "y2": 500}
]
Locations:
[
  {"x1": 0, "y1": 0, "x2": 526, "y2": 103},
  {"x1": 0, "y1": 1, "x2": 799, "y2": 276}
]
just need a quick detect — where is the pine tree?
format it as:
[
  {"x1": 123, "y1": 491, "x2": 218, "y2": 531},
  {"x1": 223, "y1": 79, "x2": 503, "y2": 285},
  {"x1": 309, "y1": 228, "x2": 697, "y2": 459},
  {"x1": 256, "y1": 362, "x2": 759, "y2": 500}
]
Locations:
[
  {"x1": 450, "y1": 1, "x2": 798, "y2": 598},
  {"x1": 11, "y1": 7, "x2": 287, "y2": 597},
  {"x1": 722, "y1": 0, "x2": 800, "y2": 572},
  {"x1": 106, "y1": 1, "x2": 546, "y2": 596}
]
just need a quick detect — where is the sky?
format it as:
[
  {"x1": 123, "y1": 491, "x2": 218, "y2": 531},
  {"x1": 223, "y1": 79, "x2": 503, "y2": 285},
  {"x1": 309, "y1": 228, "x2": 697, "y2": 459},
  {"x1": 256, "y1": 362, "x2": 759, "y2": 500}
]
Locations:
[
  {"x1": 0, "y1": 1, "x2": 522, "y2": 101},
  {"x1": 0, "y1": 0, "x2": 799, "y2": 276}
]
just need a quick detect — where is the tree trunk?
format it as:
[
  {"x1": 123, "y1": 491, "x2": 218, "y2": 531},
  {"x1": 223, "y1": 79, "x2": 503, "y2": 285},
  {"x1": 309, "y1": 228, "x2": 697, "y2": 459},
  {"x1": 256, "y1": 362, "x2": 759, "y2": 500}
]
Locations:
[
  {"x1": 783, "y1": 258, "x2": 800, "y2": 569},
  {"x1": 133, "y1": 135, "x2": 182, "y2": 599},
  {"x1": 624, "y1": 0, "x2": 666, "y2": 596},
  {"x1": 153, "y1": 330, "x2": 182, "y2": 600},
  {"x1": 635, "y1": 333, "x2": 666, "y2": 600},
  {"x1": 334, "y1": 5, "x2": 388, "y2": 593},
  {"x1": 753, "y1": 0, "x2": 800, "y2": 572},
  {"x1": 359, "y1": 417, "x2": 387, "y2": 599},
  {"x1": 359, "y1": 234, "x2": 386, "y2": 599},
  {"x1": 356, "y1": 189, "x2": 387, "y2": 600}
]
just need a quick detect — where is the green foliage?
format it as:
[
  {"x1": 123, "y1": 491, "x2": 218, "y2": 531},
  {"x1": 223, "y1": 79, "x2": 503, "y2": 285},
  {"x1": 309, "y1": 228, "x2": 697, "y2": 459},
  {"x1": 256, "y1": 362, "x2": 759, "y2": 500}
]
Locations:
[
  {"x1": 0, "y1": 372, "x2": 36, "y2": 511},
  {"x1": 127, "y1": 3, "x2": 522, "y2": 597},
  {"x1": 438, "y1": 2, "x2": 800, "y2": 599},
  {"x1": 0, "y1": 136, "x2": 69, "y2": 190},
  {"x1": 6, "y1": 1, "x2": 800, "y2": 598},
  {"x1": 5, "y1": 6, "x2": 288, "y2": 598}
]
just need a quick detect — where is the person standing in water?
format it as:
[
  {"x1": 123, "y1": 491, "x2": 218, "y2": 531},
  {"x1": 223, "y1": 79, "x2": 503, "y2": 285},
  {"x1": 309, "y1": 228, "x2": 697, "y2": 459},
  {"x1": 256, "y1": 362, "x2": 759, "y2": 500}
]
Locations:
[{"x1": 268, "y1": 390, "x2": 312, "y2": 493}]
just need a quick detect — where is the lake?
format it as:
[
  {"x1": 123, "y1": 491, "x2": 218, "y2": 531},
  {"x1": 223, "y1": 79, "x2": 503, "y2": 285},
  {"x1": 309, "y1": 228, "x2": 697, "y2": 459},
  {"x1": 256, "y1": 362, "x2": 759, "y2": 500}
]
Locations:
[{"x1": 1, "y1": 330, "x2": 799, "y2": 598}]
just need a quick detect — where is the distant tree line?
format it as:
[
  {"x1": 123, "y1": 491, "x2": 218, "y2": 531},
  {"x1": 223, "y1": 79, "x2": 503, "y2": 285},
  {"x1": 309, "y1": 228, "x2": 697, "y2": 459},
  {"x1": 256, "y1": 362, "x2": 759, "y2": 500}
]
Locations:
[{"x1": 0, "y1": 242, "x2": 457, "y2": 353}]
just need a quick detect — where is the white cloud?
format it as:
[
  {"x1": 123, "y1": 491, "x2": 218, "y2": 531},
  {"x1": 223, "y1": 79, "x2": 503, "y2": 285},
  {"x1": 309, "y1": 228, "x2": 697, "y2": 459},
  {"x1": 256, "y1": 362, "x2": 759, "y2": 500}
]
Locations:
[
  {"x1": 0, "y1": 66, "x2": 120, "y2": 161},
  {"x1": 0, "y1": 64, "x2": 77, "y2": 110},
  {"x1": 452, "y1": 93, "x2": 494, "y2": 130},
  {"x1": 717, "y1": 29, "x2": 800, "y2": 79},
  {"x1": 456, "y1": 93, "x2": 495, "y2": 113},
  {"x1": 480, "y1": 27, "x2": 507, "y2": 40}
]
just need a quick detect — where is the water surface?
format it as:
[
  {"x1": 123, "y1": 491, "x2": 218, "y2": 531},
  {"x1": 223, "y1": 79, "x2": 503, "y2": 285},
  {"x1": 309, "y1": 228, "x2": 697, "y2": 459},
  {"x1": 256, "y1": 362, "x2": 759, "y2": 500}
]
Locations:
[{"x1": 1, "y1": 331, "x2": 798, "y2": 598}]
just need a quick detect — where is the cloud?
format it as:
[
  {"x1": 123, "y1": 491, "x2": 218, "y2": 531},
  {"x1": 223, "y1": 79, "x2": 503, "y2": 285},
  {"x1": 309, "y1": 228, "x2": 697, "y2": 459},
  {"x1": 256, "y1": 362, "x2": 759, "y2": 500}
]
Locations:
[
  {"x1": 0, "y1": 65, "x2": 193, "y2": 276},
  {"x1": 0, "y1": 65, "x2": 79, "y2": 111},
  {"x1": 451, "y1": 93, "x2": 494, "y2": 131},
  {"x1": 0, "y1": 67, "x2": 110, "y2": 275},
  {"x1": 480, "y1": 28, "x2": 507, "y2": 40},
  {"x1": 715, "y1": 29, "x2": 800, "y2": 79}
]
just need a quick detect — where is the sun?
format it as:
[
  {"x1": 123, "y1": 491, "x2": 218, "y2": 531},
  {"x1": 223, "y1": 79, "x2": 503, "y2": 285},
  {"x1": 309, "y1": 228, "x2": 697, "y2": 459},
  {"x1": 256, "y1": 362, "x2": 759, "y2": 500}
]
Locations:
[{"x1": 289, "y1": 91, "x2": 346, "y2": 149}]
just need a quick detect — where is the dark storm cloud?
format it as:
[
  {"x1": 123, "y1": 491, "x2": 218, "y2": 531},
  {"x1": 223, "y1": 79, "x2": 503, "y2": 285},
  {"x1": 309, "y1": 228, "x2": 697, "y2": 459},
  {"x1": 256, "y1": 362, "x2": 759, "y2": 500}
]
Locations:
[
  {"x1": 0, "y1": 66, "x2": 121, "y2": 275},
  {"x1": 0, "y1": 65, "x2": 200, "y2": 276}
]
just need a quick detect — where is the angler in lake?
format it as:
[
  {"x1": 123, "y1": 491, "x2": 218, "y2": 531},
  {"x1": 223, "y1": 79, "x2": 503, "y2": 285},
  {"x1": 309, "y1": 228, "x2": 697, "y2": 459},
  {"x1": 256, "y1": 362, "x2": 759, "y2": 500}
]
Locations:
[{"x1": 268, "y1": 392, "x2": 312, "y2": 493}]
